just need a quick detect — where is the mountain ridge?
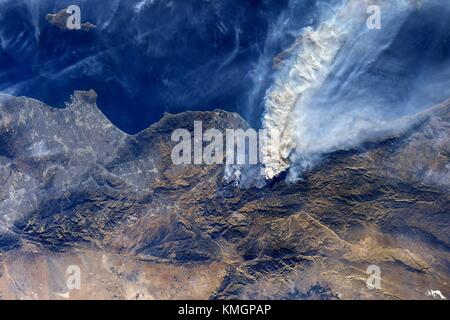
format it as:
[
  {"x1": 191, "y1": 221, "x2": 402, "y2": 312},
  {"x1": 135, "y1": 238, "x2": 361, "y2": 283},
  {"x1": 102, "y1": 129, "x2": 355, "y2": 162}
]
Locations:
[{"x1": 0, "y1": 90, "x2": 449, "y2": 299}]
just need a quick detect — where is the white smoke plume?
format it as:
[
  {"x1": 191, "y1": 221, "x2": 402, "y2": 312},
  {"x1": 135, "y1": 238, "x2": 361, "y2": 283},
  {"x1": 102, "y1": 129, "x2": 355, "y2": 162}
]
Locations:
[{"x1": 261, "y1": 0, "x2": 450, "y2": 180}]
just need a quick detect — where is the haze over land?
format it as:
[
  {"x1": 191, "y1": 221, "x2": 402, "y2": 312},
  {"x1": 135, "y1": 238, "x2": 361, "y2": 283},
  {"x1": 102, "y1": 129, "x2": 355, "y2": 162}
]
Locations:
[{"x1": 0, "y1": 0, "x2": 449, "y2": 300}]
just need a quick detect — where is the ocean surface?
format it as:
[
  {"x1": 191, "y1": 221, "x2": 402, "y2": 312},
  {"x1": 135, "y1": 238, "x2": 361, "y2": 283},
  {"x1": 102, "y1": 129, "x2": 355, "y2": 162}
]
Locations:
[
  {"x1": 0, "y1": 0, "x2": 304, "y2": 133},
  {"x1": 1, "y1": 0, "x2": 450, "y2": 142}
]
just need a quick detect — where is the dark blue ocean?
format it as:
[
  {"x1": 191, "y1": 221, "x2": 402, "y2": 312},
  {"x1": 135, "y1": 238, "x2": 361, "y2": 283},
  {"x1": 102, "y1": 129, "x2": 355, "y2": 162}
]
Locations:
[
  {"x1": 1, "y1": 0, "x2": 450, "y2": 134},
  {"x1": 0, "y1": 0, "x2": 305, "y2": 133}
]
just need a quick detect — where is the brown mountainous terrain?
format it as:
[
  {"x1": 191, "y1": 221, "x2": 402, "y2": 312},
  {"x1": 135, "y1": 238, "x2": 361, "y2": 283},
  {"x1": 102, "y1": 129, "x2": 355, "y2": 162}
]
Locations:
[{"x1": 0, "y1": 90, "x2": 448, "y2": 299}]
